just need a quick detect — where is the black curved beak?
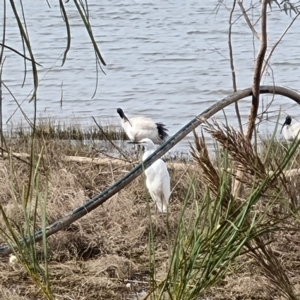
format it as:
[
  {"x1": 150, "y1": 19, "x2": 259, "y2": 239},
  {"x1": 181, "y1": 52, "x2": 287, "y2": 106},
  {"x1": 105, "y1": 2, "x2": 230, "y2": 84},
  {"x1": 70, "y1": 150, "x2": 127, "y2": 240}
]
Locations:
[
  {"x1": 124, "y1": 115, "x2": 132, "y2": 126},
  {"x1": 280, "y1": 121, "x2": 287, "y2": 134}
]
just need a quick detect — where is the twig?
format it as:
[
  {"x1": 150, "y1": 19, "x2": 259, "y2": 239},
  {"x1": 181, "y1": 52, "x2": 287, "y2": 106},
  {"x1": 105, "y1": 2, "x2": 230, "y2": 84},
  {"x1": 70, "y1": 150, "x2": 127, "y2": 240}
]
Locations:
[
  {"x1": 1, "y1": 81, "x2": 33, "y2": 127},
  {"x1": 228, "y1": 0, "x2": 243, "y2": 134},
  {"x1": 256, "y1": 64, "x2": 276, "y2": 129},
  {"x1": 92, "y1": 116, "x2": 131, "y2": 162},
  {"x1": 91, "y1": 146, "x2": 132, "y2": 163},
  {"x1": 237, "y1": 0, "x2": 261, "y2": 40},
  {"x1": 0, "y1": 43, "x2": 42, "y2": 67},
  {"x1": 170, "y1": 164, "x2": 191, "y2": 195},
  {"x1": 261, "y1": 11, "x2": 300, "y2": 76},
  {"x1": 0, "y1": 146, "x2": 31, "y2": 166}
]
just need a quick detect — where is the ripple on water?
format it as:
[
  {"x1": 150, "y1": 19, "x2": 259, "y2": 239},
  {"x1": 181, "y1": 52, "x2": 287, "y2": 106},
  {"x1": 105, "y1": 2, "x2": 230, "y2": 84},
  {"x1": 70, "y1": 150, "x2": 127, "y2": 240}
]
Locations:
[{"x1": 2, "y1": 1, "x2": 300, "y2": 151}]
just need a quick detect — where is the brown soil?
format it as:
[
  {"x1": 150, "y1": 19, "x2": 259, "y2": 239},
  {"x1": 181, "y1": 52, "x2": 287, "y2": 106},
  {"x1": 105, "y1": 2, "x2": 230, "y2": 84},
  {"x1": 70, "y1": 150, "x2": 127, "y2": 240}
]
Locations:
[{"x1": 0, "y1": 138, "x2": 300, "y2": 300}]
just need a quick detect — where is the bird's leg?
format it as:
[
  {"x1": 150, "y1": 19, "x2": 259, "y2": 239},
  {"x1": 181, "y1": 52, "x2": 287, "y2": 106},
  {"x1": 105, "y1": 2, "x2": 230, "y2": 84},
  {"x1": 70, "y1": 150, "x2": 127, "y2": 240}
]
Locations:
[
  {"x1": 132, "y1": 135, "x2": 140, "y2": 159},
  {"x1": 133, "y1": 144, "x2": 139, "y2": 159},
  {"x1": 134, "y1": 144, "x2": 144, "y2": 159},
  {"x1": 137, "y1": 144, "x2": 141, "y2": 157}
]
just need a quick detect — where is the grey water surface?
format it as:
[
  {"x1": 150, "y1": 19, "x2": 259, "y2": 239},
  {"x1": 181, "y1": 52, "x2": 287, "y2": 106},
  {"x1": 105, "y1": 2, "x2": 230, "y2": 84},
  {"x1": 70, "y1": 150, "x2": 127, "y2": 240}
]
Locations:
[{"x1": 1, "y1": 0, "x2": 300, "y2": 151}]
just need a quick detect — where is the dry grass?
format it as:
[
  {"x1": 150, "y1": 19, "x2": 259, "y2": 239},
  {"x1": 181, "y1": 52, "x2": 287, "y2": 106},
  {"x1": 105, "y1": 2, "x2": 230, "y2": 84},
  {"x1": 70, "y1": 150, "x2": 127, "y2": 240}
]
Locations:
[{"x1": 0, "y1": 131, "x2": 300, "y2": 300}]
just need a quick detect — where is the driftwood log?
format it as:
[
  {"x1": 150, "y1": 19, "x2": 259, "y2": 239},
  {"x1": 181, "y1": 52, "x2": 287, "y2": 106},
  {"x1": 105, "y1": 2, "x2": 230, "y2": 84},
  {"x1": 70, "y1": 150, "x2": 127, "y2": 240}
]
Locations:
[{"x1": 3, "y1": 152, "x2": 300, "y2": 177}]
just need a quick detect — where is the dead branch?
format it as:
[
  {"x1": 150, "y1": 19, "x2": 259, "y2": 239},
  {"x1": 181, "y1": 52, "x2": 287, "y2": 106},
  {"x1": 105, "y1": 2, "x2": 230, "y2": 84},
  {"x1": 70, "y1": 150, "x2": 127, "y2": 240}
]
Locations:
[
  {"x1": 237, "y1": 0, "x2": 261, "y2": 40},
  {"x1": 229, "y1": 0, "x2": 243, "y2": 134}
]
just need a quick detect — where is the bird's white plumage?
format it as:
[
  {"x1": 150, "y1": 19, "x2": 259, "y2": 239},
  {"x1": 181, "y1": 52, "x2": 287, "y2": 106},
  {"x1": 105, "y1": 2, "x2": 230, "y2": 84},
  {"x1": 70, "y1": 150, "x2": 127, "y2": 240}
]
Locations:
[
  {"x1": 282, "y1": 124, "x2": 300, "y2": 141},
  {"x1": 140, "y1": 138, "x2": 170, "y2": 213},
  {"x1": 117, "y1": 108, "x2": 168, "y2": 144},
  {"x1": 281, "y1": 116, "x2": 300, "y2": 141},
  {"x1": 122, "y1": 117, "x2": 158, "y2": 142}
]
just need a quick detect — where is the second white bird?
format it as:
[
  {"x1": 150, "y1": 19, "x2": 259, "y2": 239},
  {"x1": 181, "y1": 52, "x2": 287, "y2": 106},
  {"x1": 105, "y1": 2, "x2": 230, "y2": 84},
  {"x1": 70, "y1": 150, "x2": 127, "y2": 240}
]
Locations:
[
  {"x1": 136, "y1": 138, "x2": 170, "y2": 213},
  {"x1": 281, "y1": 115, "x2": 300, "y2": 141}
]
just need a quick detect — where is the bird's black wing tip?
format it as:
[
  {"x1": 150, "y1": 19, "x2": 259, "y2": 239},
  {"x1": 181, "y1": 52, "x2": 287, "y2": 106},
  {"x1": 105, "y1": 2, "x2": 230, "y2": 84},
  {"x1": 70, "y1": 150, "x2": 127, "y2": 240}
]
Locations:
[{"x1": 156, "y1": 122, "x2": 169, "y2": 140}]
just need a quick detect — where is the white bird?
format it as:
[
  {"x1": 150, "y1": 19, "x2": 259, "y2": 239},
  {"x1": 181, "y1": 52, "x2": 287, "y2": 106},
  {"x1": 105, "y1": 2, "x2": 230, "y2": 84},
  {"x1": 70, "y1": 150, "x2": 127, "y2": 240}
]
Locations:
[
  {"x1": 281, "y1": 115, "x2": 300, "y2": 141},
  {"x1": 117, "y1": 108, "x2": 168, "y2": 144},
  {"x1": 134, "y1": 138, "x2": 171, "y2": 213}
]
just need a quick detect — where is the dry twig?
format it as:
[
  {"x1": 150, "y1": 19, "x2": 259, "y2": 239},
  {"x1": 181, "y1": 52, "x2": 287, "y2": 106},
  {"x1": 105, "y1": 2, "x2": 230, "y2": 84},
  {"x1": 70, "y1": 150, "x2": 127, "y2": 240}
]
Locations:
[
  {"x1": 237, "y1": 0, "x2": 261, "y2": 40},
  {"x1": 228, "y1": 0, "x2": 243, "y2": 134}
]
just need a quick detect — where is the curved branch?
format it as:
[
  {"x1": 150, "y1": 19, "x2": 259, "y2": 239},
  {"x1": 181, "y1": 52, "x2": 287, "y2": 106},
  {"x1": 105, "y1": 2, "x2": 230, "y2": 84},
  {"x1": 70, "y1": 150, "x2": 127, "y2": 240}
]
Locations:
[{"x1": 1, "y1": 85, "x2": 300, "y2": 256}]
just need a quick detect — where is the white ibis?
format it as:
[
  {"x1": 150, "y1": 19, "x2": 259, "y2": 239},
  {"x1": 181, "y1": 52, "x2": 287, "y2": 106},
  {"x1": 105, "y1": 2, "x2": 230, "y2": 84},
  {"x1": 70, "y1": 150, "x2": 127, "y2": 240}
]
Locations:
[
  {"x1": 117, "y1": 108, "x2": 168, "y2": 144},
  {"x1": 281, "y1": 115, "x2": 300, "y2": 141}
]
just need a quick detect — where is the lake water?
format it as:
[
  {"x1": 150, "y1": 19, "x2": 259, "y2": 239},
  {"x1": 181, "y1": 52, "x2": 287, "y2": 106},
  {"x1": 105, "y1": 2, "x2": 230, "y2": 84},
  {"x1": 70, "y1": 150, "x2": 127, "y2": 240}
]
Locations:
[{"x1": 1, "y1": 0, "x2": 300, "y2": 151}]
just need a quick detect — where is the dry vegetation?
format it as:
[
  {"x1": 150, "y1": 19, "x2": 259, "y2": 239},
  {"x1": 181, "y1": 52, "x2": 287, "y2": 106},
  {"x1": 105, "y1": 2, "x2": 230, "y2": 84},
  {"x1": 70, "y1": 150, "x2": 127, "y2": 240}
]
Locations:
[
  {"x1": 0, "y1": 123, "x2": 300, "y2": 300},
  {"x1": 1, "y1": 1, "x2": 300, "y2": 299},
  {"x1": 0, "y1": 130, "x2": 199, "y2": 300}
]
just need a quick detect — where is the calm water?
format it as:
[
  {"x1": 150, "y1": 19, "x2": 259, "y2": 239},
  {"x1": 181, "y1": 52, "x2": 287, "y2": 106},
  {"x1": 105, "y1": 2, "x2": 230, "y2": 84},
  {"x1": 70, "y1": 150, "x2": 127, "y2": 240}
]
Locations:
[{"x1": 1, "y1": 1, "x2": 300, "y2": 150}]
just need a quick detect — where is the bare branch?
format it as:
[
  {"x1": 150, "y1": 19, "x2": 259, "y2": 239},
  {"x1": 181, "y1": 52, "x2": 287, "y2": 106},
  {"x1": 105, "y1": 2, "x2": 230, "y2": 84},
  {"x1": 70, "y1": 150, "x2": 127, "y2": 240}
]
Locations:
[
  {"x1": 262, "y1": 11, "x2": 300, "y2": 76},
  {"x1": 228, "y1": 0, "x2": 243, "y2": 133},
  {"x1": 237, "y1": 0, "x2": 261, "y2": 40}
]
